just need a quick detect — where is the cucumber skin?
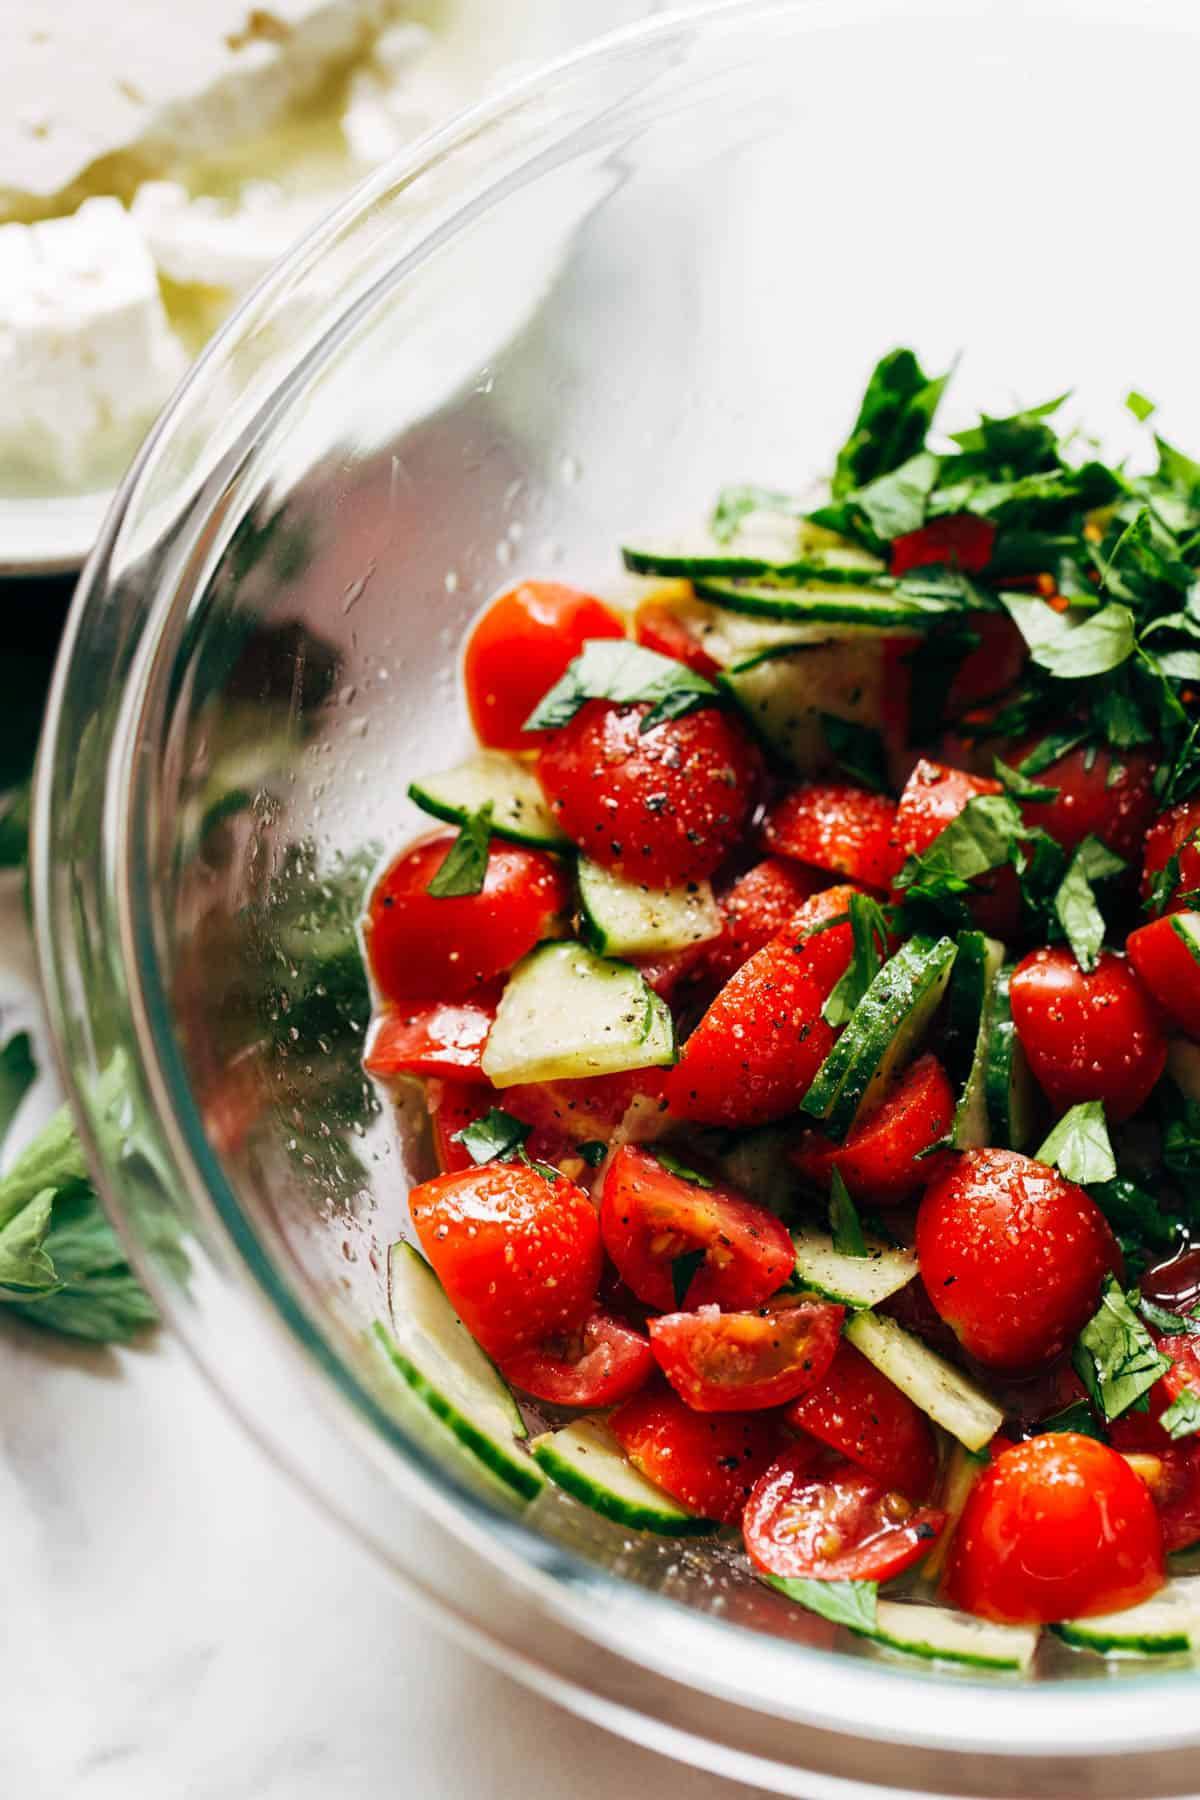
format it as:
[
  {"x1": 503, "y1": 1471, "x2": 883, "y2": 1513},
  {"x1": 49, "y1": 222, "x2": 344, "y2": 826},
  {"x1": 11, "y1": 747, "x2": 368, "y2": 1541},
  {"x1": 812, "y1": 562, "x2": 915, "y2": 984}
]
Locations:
[
  {"x1": 1051, "y1": 1618, "x2": 1192, "y2": 1656},
  {"x1": 851, "y1": 1623, "x2": 1029, "y2": 1672},
  {"x1": 695, "y1": 576, "x2": 937, "y2": 626},
  {"x1": 406, "y1": 778, "x2": 562, "y2": 850},
  {"x1": 983, "y1": 965, "x2": 1036, "y2": 1151},
  {"x1": 532, "y1": 1438, "x2": 716, "y2": 1536}
]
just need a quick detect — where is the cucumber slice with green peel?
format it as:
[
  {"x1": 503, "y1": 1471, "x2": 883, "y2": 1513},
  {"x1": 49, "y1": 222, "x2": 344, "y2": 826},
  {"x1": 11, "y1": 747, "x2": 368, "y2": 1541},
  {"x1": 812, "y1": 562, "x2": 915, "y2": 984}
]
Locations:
[
  {"x1": 924, "y1": 1442, "x2": 989, "y2": 1584},
  {"x1": 720, "y1": 635, "x2": 906, "y2": 774},
  {"x1": 532, "y1": 1417, "x2": 715, "y2": 1535},
  {"x1": 695, "y1": 576, "x2": 955, "y2": 628},
  {"x1": 481, "y1": 941, "x2": 676, "y2": 1087},
  {"x1": 1052, "y1": 1582, "x2": 1200, "y2": 1657},
  {"x1": 577, "y1": 859, "x2": 722, "y2": 958},
  {"x1": 845, "y1": 1309, "x2": 1004, "y2": 1452},
  {"x1": 623, "y1": 543, "x2": 885, "y2": 584},
  {"x1": 944, "y1": 933, "x2": 1006, "y2": 1149},
  {"x1": 802, "y1": 936, "x2": 959, "y2": 1140},
  {"x1": 375, "y1": 1242, "x2": 542, "y2": 1501},
  {"x1": 792, "y1": 1228, "x2": 917, "y2": 1309},
  {"x1": 983, "y1": 964, "x2": 1038, "y2": 1151},
  {"x1": 856, "y1": 1602, "x2": 1039, "y2": 1673},
  {"x1": 408, "y1": 750, "x2": 566, "y2": 849}
]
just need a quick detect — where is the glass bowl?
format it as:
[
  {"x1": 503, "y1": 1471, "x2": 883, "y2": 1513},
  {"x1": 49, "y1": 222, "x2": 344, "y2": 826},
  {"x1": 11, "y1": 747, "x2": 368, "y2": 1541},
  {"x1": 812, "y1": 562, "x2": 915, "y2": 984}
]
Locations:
[{"x1": 33, "y1": 3, "x2": 1200, "y2": 1793}]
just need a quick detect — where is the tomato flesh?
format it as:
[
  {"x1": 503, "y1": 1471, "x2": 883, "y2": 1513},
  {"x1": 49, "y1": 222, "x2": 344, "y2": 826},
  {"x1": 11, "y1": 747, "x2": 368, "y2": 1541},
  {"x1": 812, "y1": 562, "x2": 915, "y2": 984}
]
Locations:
[
  {"x1": 498, "y1": 1310, "x2": 654, "y2": 1408},
  {"x1": 944, "y1": 612, "x2": 1029, "y2": 717},
  {"x1": 610, "y1": 1383, "x2": 783, "y2": 1524},
  {"x1": 762, "y1": 784, "x2": 900, "y2": 892},
  {"x1": 633, "y1": 597, "x2": 723, "y2": 678},
  {"x1": 916, "y1": 1147, "x2": 1120, "y2": 1371},
  {"x1": 743, "y1": 1445, "x2": 946, "y2": 1583},
  {"x1": 464, "y1": 582, "x2": 625, "y2": 749},
  {"x1": 944, "y1": 1434, "x2": 1165, "y2": 1624},
  {"x1": 1009, "y1": 946, "x2": 1167, "y2": 1123},
  {"x1": 792, "y1": 1053, "x2": 955, "y2": 1205},
  {"x1": 704, "y1": 857, "x2": 827, "y2": 987},
  {"x1": 889, "y1": 514, "x2": 995, "y2": 576},
  {"x1": 1013, "y1": 735, "x2": 1156, "y2": 861},
  {"x1": 1141, "y1": 798, "x2": 1200, "y2": 910},
  {"x1": 648, "y1": 1297, "x2": 843, "y2": 1412},
  {"x1": 364, "y1": 994, "x2": 497, "y2": 1080},
  {"x1": 892, "y1": 758, "x2": 1020, "y2": 938},
  {"x1": 1126, "y1": 911, "x2": 1200, "y2": 1038},
  {"x1": 787, "y1": 1341, "x2": 938, "y2": 1501}
]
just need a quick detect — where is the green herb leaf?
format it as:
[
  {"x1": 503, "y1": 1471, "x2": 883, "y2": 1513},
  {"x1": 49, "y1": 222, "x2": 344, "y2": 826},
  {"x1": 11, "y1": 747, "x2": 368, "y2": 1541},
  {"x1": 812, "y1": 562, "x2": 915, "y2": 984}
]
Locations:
[
  {"x1": 992, "y1": 757, "x2": 1059, "y2": 803},
  {"x1": 577, "y1": 1140, "x2": 608, "y2": 1169},
  {"x1": 829, "y1": 1167, "x2": 867, "y2": 1258},
  {"x1": 1005, "y1": 596, "x2": 1137, "y2": 682},
  {"x1": 1126, "y1": 390, "x2": 1156, "y2": 423},
  {"x1": 525, "y1": 1157, "x2": 563, "y2": 1184},
  {"x1": 1091, "y1": 1181, "x2": 1177, "y2": 1255},
  {"x1": 1072, "y1": 1276, "x2": 1172, "y2": 1421},
  {"x1": 451, "y1": 1107, "x2": 530, "y2": 1165},
  {"x1": 670, "y1": 1246, "x2": 707, "y2": 1308},
  {"x1": 832, "y1": 348, "x2": 948, "y2": 500},
  {"x1": 710, "y1": 485, "x2": 806, "y2": 545},
  {"x1": 425, "y1": 803, "x2": 494, "y2": 898},
  {"x1": 1036, "y1": 1101, "x2": 1116, "y2": 1186},
  {"x1": 1037, "y1": 1398, "x2": 1105, "y2": 1440},
  {"x1": 894, "y1": 794, "x2": 1024, "y2": 902},
  {"x1": 654, "y1": 1149, "x2": 714, "y2": 1188},
  {"x1": 819, "y1": 714, "x2": 889, "y2": 793},
  {"x1": 1052, "y1": 835, "x2": 1125, "y2": 972},
  {"x1": 822, "y1": 893, "x2": 889, "y2": 1028},
  {"x1": 1160, "y1": 1389, "x2": 1200, "y2": 1441},
  {"x1": 1017, "y1": 727, "x2": 1091, "y2": 776},
  {"x1": 761, "y1": 1573, "x2": 879, "y2": 1631},
  {"x1": 855, "y1": 450, "x2": 941, "y2": 543},
  {"x1": 0, "y1": 1187, "x2": 58, "y2": 1296},
  {"x1": 524, "y1": 640, "x2": 720, "y2": 734},
  {"x1": 1139, "y1": 1295, "x2": 1200, "y2": 1337},
  {"x1": 0, "y1": 1030, "x2": 35, "y2": 1144}
]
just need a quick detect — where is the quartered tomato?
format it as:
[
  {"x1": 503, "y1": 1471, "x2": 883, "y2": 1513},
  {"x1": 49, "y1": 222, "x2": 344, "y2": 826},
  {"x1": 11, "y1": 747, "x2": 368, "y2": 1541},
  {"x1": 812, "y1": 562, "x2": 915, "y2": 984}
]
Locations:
[
  {"x1": 891, "y1": 758, "x2": 1020, "y2": 938},
  {"x1": 1013, "y1": 735, "x2": 1156, "y2": 861},
  {"x1": 504, "y1": 1068, "x2": 668, "y2": 1146},
  {"x1": 665, "y1": 886, "x2": 857, "y2": 1127},
  {"x1": 365, "y1": 834, "x2": 569, "y2": 1004},
  {"x1": 786, "y1": 1341, "x2": 938, "y2": 1502},
  {"x1": 647, "y1": 1296, "x2": 843, "y2": 1412},
  {"x1": 610, "y1": 1383, "x2": 783, "y2": 1524},
  {"x1": 889, "y1": 514, "x2": 995, "y2": 576},
  {"x1": 599, "y1": 1143, "x2": 795, "y2": 1312},
  {"x1": 916, "y1": 1148, "x2": 1120, "y2": 1371},
  {"x1": 633, "y1": 597, "x2": 723, "y2": 679},
  {"x1": 364, "y1": 994, "x2": 498, "y2": 1080},
  {"x1": 792, "y1": 1053, "x2": 955, "y2": 1206},
  {"x1": 762, "y1": 784, "x2": 900, "y2": 892},
  {"x1": 743, "y1": 1445, "x2": 946, "y2": 1583},
  {"x1": 944, "y1": 1434, "x2": 1165, "y2": 1624},
  {"x1": 704, "y1": 857, "x2": 828, "y2": 987},
  {"x1": 1141, "y1": 798, "x2": 1200, "y2": 910},
  {"x1": 464, "y1": 581, "x2": 625, "y2": 749},
  {"x1": 1127, "y1": 911, "x2": 1200, "y2": 1037},
  {"x1": 943, "y1": 613, "x2": 1029, "y2": 718},
  {"x1": 536, "y1": 700, "x2": 762, "y2": 885},
  {"x1": 498, "y1": 1311, "x2": 654, "y2": 1408},
  {"x1": 1009, "y1": 946, "x2": 1167, "y2": 1122},
  {"x1": 409, "y1": 1161, "x2": 602, "y2": 1360}
]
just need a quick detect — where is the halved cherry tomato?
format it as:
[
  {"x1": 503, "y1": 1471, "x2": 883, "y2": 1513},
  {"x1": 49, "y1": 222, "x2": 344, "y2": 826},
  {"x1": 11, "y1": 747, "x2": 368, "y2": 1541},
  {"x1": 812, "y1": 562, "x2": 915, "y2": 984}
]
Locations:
[
  {"x1": 665, "y1": 886, "x2": 856, "y2": 1127},
  {"x1": 425, "y1": 1079, "x2": 494, "y2": 1172},
  {"x1": 1127, "y1": 911, "x2": 1200, "y2": 1037},
  {"x1": 786, "y1": 1341, "x2": 938, "y2": 1501},
  {"x1": 889, "y1": 514, "x2": 995, "y2": 576},
  {"x1": 498, "y1": 1310, "x2": 653, "y2": 1408},
  {"x1": 891, "y1": 758, "x2": 1020, "y2": 938},
  {"x1": 1013, "y1": 735, "x2": 1156, "y2": 861},
  {"x1": 762, "y1": 784, "x2": 899, "y2": 892},
  {"x1": 364, "y1": 993, "x2": 498, "y2": 1080},
  {"x1": 504, "y1": 1068, "x2": 668, "y2": 1146},
  {"x1": 704, "y1": 857, "x2": 827, "y2": 987},
  {"x1": 943, "y1": 613, "x2": 1029, "y2": 718},
  {"x1": 648, "y1": 1296, "x2": 843, "y2": 1412},
  {"x1": 536, "y1": 700, "x2": 762, "y2": 885},
  {"x1": 916, "y1": 1147, "x2": 1120, "y2": 1371},
  {"x1": 1010, "y1": 946, "x2": 1167, "y2": 1122},
  {"x1": 792, "y1": 1053, "x2": 955, "y2": 1206},
  {"x1": 409, "y1": 1161, "x2": 601, "y2": 1360},
  {"x1": 1141, "y1": 798, "x2": 1200, "y2": 910},
  {"x1": 464, "y1": 582, "x2": 625, "y2": 749},
  {"x1": 944, "y1": 1434, "x2": 1165, "y2": 1624},
  {"x1": 599, "y1": 1143, "x2": 795, "y2": 1312},
  {"x1": 633, "y1": 597, "x2": 723, "y2": 679},
  {"x1": 365, "y1": 834, "x2": 569, "y2": 1004},
  {"x1": 743, "y1": 1445, "x2": 946, "y2": 1583},
  {"x1": 610, "y1": 1383, "x2": 783, "y2": 1524},
  {"x1": 1153, "y1": 1442, "x2": 1200, "y2": 1552}
]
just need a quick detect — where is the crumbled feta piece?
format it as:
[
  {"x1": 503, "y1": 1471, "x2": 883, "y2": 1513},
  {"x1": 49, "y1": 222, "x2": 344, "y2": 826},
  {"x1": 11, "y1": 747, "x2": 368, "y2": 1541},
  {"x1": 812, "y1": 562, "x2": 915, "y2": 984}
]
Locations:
[{"x1": 131, "y1": 180, "x2": 328, "y2": 294}]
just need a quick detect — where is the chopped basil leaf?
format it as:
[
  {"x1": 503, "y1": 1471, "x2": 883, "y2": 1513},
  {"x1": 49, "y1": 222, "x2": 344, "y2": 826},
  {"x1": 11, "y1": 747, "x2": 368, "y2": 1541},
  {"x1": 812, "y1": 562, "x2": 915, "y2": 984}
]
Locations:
[
  {"x1": 524, "y1": 639, "x2": 720, "y2": 734},
  {"x1": 1126, "y1": 390, "x2": 1156, "y2": 423},
  {"x1": 1072, "y1": 1276, "x2": 1172, "y2": 1421},
  {"x1": 451, "y1": 1107, "x2": 530, "y2": 1166},
  {"x1": 832, "y1": 347, "x2": 948, "y2": 500},
  {"x1": 709, "y1": 485, "x2": 807, "y2": 544},
  {"x1": 1091, "y1": 1182, "x2": 1178, "y2": 1255},
  {"x1": 855, "y1": 450, "x2": 941, "y2": 543},
  {"x1": 654, "y1": 1149, "x2": 714, "y2": 1189},
  {"x1": 425, "y1": 802, "x2": 494, "y2": 898},
  {"x1": 0, "y1": 1030, "x2": 35, "y2": 1145},
  {"x1": 1139, "y1": 1295, "x2": 1200, "y2": 1337},
  {"x1": 819, "y1": 714, "x2": 889, "y2": 793},
  {"x1": 526, "y1": 1157, "x2": 563, "y2": 1184},
  {"x1": 1161, "y1": 1389, "x2": 1200, "y2": 1441},
  {"x1": 761, "y1": 1573, "x2": 879, "y2": 1632},
  {"x1": 992, "y1": 756, "x2": 1059, "y2": 803},
  {"x1": 1052, "y1": 835, "x2": 1125, "y2": 972},
  {"x1": 1094, "y1": 686, "x2": 1152, "y2": 751},
  {"x1": 822, "y1": 893, "x2": 889, "y2": 1028},
  {"x1": 1038, "y1": 1398, "x2": 1105, "y2": 1441},
  {"x1": 577, "y1": 1140, "x2": 608, "y2": 1168},
  {"x1": 1017, "y1": 727, "x2": 1091, "y2": 776},
  {"x1": 670, "y1": 1246, "x2": 707, "y2": 1308},
  {"x1": 1036, "y1": 1101, "x2": 1116, "y2": 1186},
  {"x1": 829, "y1": 1167, "x2": 867, "y2": 1258},
  {"x1": 1007, "y1": 597, "x2": 1137, "y2": 682},
  {"x1": 895, "y1": 793, "x2": 1024, "y2": 904}
]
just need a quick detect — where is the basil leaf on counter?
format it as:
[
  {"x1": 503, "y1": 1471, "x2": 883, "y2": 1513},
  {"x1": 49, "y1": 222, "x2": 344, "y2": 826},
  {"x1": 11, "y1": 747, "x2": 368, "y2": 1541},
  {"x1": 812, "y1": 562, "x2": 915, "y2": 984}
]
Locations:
[
  {"x1": 425, "y1": 802, "x2": 493, "y2": 898},
  {"x1": 524, "y1": 640, "x2": 719, "y2": 734},
  {"x1": 829, "y1": 1168, "x2": 867, "y2": 1258},
  {"x1": 1036, "y1": 1101, "x2": 1116, "y2": 1186},
  {"x1": 1073, "y1": 1276, "x2": 1172, "y2": 1421}
]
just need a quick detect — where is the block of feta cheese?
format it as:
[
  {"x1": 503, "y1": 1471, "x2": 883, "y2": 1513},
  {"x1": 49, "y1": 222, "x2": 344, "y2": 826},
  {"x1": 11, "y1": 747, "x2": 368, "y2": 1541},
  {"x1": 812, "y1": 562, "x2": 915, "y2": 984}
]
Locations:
[{"x1": 0, "y1": 198, "x2": 188, "y2": 485}]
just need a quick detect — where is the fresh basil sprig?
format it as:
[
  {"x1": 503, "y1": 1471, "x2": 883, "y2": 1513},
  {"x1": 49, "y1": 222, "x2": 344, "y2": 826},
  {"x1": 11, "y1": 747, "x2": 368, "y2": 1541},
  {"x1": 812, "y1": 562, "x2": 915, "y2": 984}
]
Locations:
[
  {"x1": 426, "y1": 802, "x2": 494, "y2": 898},
  {"x1": 1036, "y1": 1101, "x2": 1116, "y2": 1187},
  {"x1": 1073, "y1": 1276, "x2": 1172, "y2": 1422},
  {"x1": 524, "y1": 639, "x2": 720, "y2": 734}
]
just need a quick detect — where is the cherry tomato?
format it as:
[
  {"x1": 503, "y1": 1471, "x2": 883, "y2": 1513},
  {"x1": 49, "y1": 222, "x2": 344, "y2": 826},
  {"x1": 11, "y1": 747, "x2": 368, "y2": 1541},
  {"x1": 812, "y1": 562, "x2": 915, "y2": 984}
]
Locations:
[
  {"x1": 762, "y1": 784, "x2": 900, "y2": 892},
  {"x1": 498, "y1": 1310, "x2": 654, "y2": 1408},
  {"x1": 365, "y1": 834, "x2": 569, "y2": 1004},
  {"x1": 409, "y1": 1161, "x2": 602, "y2": 1360},
  {"x1": 944, "y1": 1434, "x2": 1165, "y2": 1624},
  {"x1": 648, "y1": 1296, "x2": 843, "y2": 1412},
  {"x1": 464, "y1": 582, "x2": 625, "y2": 749},
  {"x1": 665, "y1": 886, "x2": 857, "y2": 1127},
  {"x1": 610, "y1": 1383, "x2": 783, "y2": 1524},
  {"x1": 743, "y1": 1445, "x2": 946, "y2": 1583},
  {"x1": 1153, "y1": 1442, "x2": 1200, "y2": 1552},
  {"x1": 943, "y1": 613, "x2": 1029, "y2": 718},
  {"x1": 916, "y1": 1148, "x2": 1121, "y2": 1371},
  {"x1": 504, "y1": 1068, "x2": 668, "y2": 1145},
  {"x1": 787, "y1": 1341, "x2": 938, "y2": 1501},
  {"x1": 632, "y1": 942, "x2": 713, "y2": 1001},
  {"x1": 425, "y1": 1079, "x2": 494, "y2": 1173},
  {"x1": 792, "y1": 1053, "x2": 956, "y2": 1206},
  {"x1": 1142, "y1": 798, "x2": 1200, "y2": 910},
  {"x1": 1009, "y1": 946, "x2": 1167, "y2": 1123},
  {"x1": 891, "y1": 758, "x2": 1020, "y2": 938},
  {"x1": 704, "y1": 857, "x2": 827, "y2": 987},
  {"x1": 889, "y1": 514, "x2": 995, "y2": 576},
  {"x1": 1127, "y1": 911, "x2": 1200, "y2": 1038},
  {"x1": 364, "y1": 994, "x2": 498, "y2": 1080},
  {"x1": 633, "y1": 597, "x2": 723, "y2": 679},
  {"x1": 536, "y1": 700, "x2": 762, "y2": 885},
  {"x1": 1013, "y1": 735, "x2": 1156, "y2": 861},
  {"x1": 599, "y1": 1143, "x2": 795, "y2": 1313}
]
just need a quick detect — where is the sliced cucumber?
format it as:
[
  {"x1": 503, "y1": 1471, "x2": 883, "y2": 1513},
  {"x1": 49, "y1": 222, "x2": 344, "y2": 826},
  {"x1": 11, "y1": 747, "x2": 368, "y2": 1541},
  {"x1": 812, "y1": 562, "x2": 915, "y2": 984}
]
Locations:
[
  {"x1": 924, "y1": 1442, "x2": 988, "y2": 1584},
  {"x1": 857, "y1": 1602, "x2": 1039, "y2": 1673},
  {"x1": 792, "y1": 1227, "x2": 917, "y2": 1308},
  {"x1": 944, "y1": 933, "x2": 1006, "y2": 1149},
  {"x1": 1053, "y1": 1582, "x2": 1200, "y2": 1657},
  {"x1": 845, "y1": 1310, "x2": 1004, "y2": 1452},
  {"x1": 375, "y1": 1241, "x2": 542, "y2": 1501},
  {"x1": 577, "y1": 859, "x2": 722, "y2": 958},
  {"x1": 623, "y1": 542, "x2": 884, "y2": 584},
  {"x1": 695, "y1": 577, "x2": 953, "y2": 628},
  {"x1": 720, "y1": 636, "x2": 902, "y2": 773},
  {"x1": 408, "y1": 750, "x2": 566, "y2": 849},
  {"x1": 802, "y1": 936, "x2": 958, "y2": 1140},
  {"x1": 481, "y1": 941, "x2": 675, "y2": 1087},
  {"x1": 532, "y1": 1417, "x2": 715, "y2": 1535},
  {"x1": 983, "y1": 964, "x2": 1038, "y2": 1151}
]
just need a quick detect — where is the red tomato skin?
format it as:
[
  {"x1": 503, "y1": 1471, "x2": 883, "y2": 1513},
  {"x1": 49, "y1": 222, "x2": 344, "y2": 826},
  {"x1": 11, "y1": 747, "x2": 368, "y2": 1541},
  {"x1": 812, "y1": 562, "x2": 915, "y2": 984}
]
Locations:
[
  {"x1": 536, "y1": 700, "x2": 762, "y2": 885},
  {"x1": 704, "y1": 857, "x2": 828, "y2": 987},
  {"x1": 889, "y1": 514, "x2": 996, "y2": 576},
  {"x1": 792, "y1": 1053, "x2": 956, "y2": 1206},
  {"x1": 409, "y1": 1162, "x2": 602, "y2": 1360},
  {"x1": 1009, "y1": 946, "x2": 1167, "y2": 1123},
  {"x1": 762, "y1": 784, "x2": 900, "y2": 891},
  {"x1": 610, "y1": 1384, "x2": 783, "y2": 1524},
  {"x1": 944, "y1": 1434, "x2": 1166, "y2": 1625},
  {"x1": 664, "y1": 886, "x2": 857, "y2": 1127},
  {"x1": 464, "y1": 581, "x2": 625, "y2": 749},
  {"x1": 633, "y1": 598, "x2": 723, "y2": 679},
  {"x1": 365, "y1": 834, "x2": 569, "y2": 1004},
  {"x1": 1013, "y1": 736, "x2": 1156, "y2": 861},
  {"x1": 1127, "y1": 912, "x2": 1200, "y2": 1038},
  {"x1": 891, "y1": 759, "x2": 1020, "y2": 937},
  {"x1": 426, "y1": 1079, "x2": 492, "y2": 1173},
  {"x1": 599, "y1": 1143, "x2": 795, "y2": 1313},
  {"x1": 648, "y1": 1297, "x2": 843, "y2": 1412},
  {"x1": 632, "y1": 941, "x2": 712, "y2": 1001},
  {"x1": 786, "y1": 1341, "x2": 938, "y2": 1501},
  {"x1": 364, "y1": 995, "x2": 497, "y2": 1080},
  {"x1": 497, "y1": 1311, "x2": 654, "y2": 1408},
  {"x1": 943, "y1": 613, "x2": 1029, "y2": 717},
  {"x1": 743, "y1": 1446, "x2": 946, "y2": 1583},
  {"x1": 916, "y1": 1148, "x2": 1121, "y2": 1371},
  {"x1": 503, "y1": 1068, "x2": 667, "y2": 1145},
  {"x1": 1154, "y1": 1443, "x2": 1200, "y2": 1552},
  {"x1": 1142, "y1": 799, "x2": 1200, "y2": 910}
]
